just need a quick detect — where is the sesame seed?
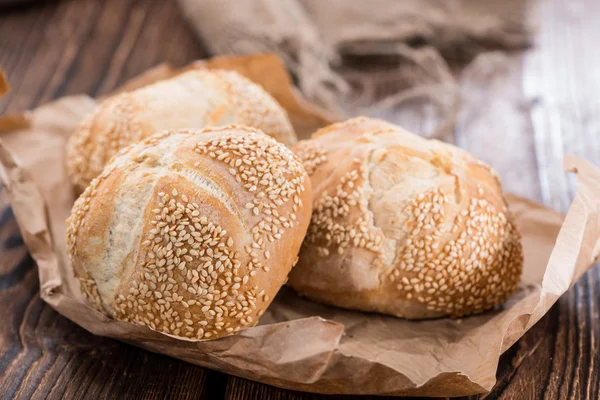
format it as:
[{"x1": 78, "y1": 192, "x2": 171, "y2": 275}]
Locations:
[
  {"x1": 67, "y1": 126, "x2": 309, "y2": 341},
  {"x1": 288, "y1": 118, "x2": 522, "y2": 318}
]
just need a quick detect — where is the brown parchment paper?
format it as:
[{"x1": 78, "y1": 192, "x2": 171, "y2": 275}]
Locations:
[
  {"x1": 0, "y1": 69, "x2": 8, "y2": 96},
  {"x1": 1, "y1": 54, "x2": 599, "y2": 397}
]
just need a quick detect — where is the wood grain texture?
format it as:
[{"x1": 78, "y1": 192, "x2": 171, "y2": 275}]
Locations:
[{"x1": 1, "y1": 0, "x2": 599, "y2": 399}]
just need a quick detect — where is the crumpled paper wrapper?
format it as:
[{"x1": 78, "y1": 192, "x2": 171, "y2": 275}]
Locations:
[
  {"x1": 0, "y1": 54, "x2": 599, "y2": 397},
  {"x1": 0, "y1": 69, "x2": 8, "y2": 96}
]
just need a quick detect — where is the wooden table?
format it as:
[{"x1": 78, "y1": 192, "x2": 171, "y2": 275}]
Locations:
[{"x1": 1, "y1": 0, "x2": 599, "y2": 398}]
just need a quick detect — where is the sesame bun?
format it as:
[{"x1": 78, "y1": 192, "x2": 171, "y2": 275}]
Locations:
[
  {"x1": 66, "y1": 69, "x2": 297, "y2": 193},
  {"x1": 289, "y1": 117, "x2": 523, "y2": 319},
  {"x1": 66, "y1": 126, "x2": 311, "y2": 340}
]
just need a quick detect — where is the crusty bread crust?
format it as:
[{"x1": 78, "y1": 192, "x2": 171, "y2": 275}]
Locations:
[
  {"x1": 67, "y1": 126, "x2": 311, "y2": 340},
  {"x1": 290, "y1": 117, "x2": 523, "y2": 319},
  {"x1": 66, "y1": 69, "x2": 296, "y2": 193}
]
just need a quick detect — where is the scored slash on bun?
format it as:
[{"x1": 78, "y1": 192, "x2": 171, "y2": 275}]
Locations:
[
  {"x1": 66, "y1": 69, "x2": 297, "y2": 193},
  {"x1": 66, "y1": 126, "x2": 312, "y2": 340},
  {"x1": 289, "y1": 117, "x2": 523, "y2": 319}
]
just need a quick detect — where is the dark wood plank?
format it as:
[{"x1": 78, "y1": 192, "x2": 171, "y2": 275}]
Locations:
[
  {"x1": 221, "y1": 271, "x2": 600, "y2": 399},
  {"x1": 0, "y1": 200, "x2": 220, "y2": 399},
  {"x1": 0, "y1": 0, "x2": 206, "y2": 113},
  {"x1": 493, "y1": 0, "x2": 600, "y2": 397}
]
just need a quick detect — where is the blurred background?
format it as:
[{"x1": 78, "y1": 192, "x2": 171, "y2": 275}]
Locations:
[{"x1": 1, "y1": 0, "x2": 597, "y2": 213}]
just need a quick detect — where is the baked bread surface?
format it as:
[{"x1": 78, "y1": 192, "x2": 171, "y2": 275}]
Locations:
[
  {"x1": 67, "y1": 126, "x2": 311, "y2": 340},
  {"x1": 67, "y1": 69, "x2": 296, "y2": 193},
  {"x1": 289, "y1": 117, "x2": 523, "y2": 319}
]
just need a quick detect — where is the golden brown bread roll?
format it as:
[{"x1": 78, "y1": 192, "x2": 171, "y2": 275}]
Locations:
[
  {"x1": 289, "y1": 117, "x2": 523, "y2": 319},
  {"x1": 66, "y1": 69, "x2": 296, "y2": 193},
  {"x1": 66, "y1": 126, "x2": 311, "y2": 340}
]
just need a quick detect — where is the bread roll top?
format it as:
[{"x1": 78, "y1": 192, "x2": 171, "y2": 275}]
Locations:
[
  {"x1": 67, "y1": 126, "x2": 311, "y2": 340},
  {"x1": 290, "y1": 117, "x2": 523, "y2": 318},
  {"x1": 67, "y1": 69, "x2": 296, "y2": 193}
]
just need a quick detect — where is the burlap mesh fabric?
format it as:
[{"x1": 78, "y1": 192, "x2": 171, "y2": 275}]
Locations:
[{"x1": 178, "y1": 0, "x2": 532, "y2": 138}]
